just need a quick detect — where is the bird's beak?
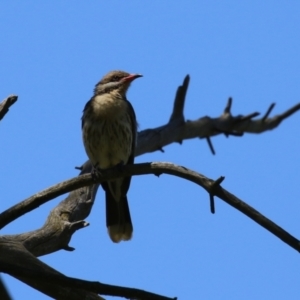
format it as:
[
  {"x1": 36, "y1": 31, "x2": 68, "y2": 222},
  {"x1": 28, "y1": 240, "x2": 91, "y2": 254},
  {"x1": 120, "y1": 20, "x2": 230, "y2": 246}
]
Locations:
[{"x1": 123, "y1": 74, "x2": 143, "y2": 82}]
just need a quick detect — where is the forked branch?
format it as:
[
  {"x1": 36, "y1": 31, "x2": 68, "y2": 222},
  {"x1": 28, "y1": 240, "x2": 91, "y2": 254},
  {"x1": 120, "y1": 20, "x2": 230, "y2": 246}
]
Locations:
[{"x1": 2, "y1": 162, "x2": 300, "y2": 255}]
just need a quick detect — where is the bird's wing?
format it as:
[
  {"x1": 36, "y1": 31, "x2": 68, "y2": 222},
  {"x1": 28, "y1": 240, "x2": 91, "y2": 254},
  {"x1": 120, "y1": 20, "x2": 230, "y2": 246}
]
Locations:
[
  {"x1": 119, "y1": 98, "x2": 137, "y2": 196},
  {"x1": 81, "y1": 98, "x2": 93, "y2": 129},
  {"x1": 125, "y1": 98, "x2": 137, "y2": 165}
]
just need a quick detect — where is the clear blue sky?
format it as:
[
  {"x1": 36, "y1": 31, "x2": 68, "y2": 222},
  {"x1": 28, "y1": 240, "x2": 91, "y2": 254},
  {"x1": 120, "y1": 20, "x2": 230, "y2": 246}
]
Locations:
[{"x1": 1, "y1": 2, "x2": 300, "y2": 299}]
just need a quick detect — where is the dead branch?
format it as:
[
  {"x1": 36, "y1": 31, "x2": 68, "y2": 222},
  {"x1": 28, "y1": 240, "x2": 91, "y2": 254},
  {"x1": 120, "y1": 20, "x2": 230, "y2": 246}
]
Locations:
[
  {"x1": 2, "y1": 162, "x2": 300, "y2": 256},
  {"x1": 0, "y1": 275, "x2": 11, "y2": 300},
  {"x1": 0, "y1": 225, "x2": 176, "y2": 299},
  {"x1": 0, "y1": 237, "x2": 102, "y2": 300},
  {"x1": 0, "y1": 95, "x2": 18, "y2": 121}
]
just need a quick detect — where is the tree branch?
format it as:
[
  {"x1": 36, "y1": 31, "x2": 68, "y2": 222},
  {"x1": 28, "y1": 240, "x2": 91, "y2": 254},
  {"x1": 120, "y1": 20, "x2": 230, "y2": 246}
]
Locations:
[
  {"x1": 136, "y1": 79, "x2": 300, "y2": 156},
  {"x1": 0, "y1": 275, "x2": 11, "y2": 300},
  {"x1": 0, "y1": 237, "x2": 102, "y2": 300},
  {"x1": 0, "y1": 234, "x2": 175, "y2": 299},
  {"x1": 2, "y1": 162, "x2": 300, "y2": 255}
]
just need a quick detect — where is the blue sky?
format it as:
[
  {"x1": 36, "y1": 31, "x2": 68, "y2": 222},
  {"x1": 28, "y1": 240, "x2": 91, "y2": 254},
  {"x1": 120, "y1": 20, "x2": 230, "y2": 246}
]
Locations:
[{"x1": 1, "y1": 2, "x2": 300, "y2": 299}]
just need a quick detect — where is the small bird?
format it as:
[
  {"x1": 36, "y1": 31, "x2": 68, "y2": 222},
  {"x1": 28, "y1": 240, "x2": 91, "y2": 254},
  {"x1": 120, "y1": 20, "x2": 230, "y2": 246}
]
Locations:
[{"x1": 81, "y1": 70, "x2": 142, "y2": 243}]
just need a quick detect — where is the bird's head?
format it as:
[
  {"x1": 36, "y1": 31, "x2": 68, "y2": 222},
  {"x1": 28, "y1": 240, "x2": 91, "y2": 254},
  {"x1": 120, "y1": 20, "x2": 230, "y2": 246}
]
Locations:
[{"x1": 94, "y1": 70, "x2": 142, "y2": 95}]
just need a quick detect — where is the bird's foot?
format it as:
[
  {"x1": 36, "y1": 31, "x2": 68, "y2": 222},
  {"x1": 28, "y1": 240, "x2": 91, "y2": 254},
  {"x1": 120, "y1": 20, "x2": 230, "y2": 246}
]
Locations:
[
  {"x1": 92, "y1": 162, "x2": 125, "y2": 181},
  {"x1": 91, "y1": 164, "x2": 102, "y2": 181}
]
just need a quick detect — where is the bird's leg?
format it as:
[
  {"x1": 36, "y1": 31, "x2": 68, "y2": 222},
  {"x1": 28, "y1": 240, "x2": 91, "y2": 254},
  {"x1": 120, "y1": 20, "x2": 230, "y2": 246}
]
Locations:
[
  {"x1": 91, "y1": 161, "x2": 125, "y2": 182},
  {"x1": 91, "y1": 163, "x2": 103, "y2": 181}
]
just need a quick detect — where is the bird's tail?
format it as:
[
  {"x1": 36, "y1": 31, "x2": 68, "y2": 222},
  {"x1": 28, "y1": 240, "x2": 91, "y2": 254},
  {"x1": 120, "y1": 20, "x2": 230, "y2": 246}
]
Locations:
[{"x1": 102, "y1": 181, "x2": 133, "y2": 242}]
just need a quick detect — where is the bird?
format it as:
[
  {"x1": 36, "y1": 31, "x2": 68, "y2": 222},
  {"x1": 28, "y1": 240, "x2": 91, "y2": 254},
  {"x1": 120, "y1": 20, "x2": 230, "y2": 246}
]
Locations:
[{"x1": 81, "y1": 70, "x2": 142, "y2": 243}]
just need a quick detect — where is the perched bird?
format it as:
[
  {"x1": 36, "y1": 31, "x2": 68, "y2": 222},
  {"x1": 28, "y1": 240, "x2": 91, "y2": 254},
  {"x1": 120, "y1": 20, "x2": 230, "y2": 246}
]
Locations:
[{"x1": 81, "y1": 70, "x2": 142, "y2": 243}]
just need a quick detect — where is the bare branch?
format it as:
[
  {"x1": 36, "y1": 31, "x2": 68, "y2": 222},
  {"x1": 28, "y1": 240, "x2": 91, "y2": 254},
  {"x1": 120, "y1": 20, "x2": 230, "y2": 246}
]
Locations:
[
  {"x1": 0, "y1": 162, "x2": 99, "y2": 256},
  {"x1": 209, "y1": 176, "x2": 225, "y2": 214},
  {"x1": 0, "y1": 174, "x2": 93, "y2": 230},
  {"x1": 0, "y1": 95, "x2": 18, "y2": 121},
  {"x1": 0, "y1": 237, "x2": 101, "y2": 300},
  {"x1": 262, "y1": 103, "x2": 276, "y2": 121},
  {"x1": 136, "y1": 77, "x2": 300, "y2": 156},
  {"x1": 275, "y1": 103, "x2": 300, "y2": 121},
  {"x1": 0, "y1": 275, "x2": 11, "y2": 300},
  {"x1": 0, "y1": 236, "x2": 175, "y2": 300},
  {"x1": 223, "y1": 97, "x2": 232, "y2": 114},
  {"x1": 169, "y1": 74, "x2": 189, "y2": 123},
  {"x1": 3, "y1": 162, "x2": 300, "y2": 256},
  {"x1": 205, "y1": 136, "x2": 215, "y2": 155}
]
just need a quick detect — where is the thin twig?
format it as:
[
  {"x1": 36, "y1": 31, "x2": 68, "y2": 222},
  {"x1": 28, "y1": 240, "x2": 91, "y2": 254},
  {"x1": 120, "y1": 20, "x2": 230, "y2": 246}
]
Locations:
[{"x1": 262, "y1": 103, "x2": 276, "y2": 121}]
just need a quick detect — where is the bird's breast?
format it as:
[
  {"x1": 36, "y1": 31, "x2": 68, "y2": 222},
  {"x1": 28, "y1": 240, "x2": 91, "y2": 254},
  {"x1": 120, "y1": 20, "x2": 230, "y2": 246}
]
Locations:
[
  {"x1": 92, "y1": 93, "x2": 128, "y2": 118},
  {"x1": 82, "y1": 94, "x2": 134, "y2": 169}
]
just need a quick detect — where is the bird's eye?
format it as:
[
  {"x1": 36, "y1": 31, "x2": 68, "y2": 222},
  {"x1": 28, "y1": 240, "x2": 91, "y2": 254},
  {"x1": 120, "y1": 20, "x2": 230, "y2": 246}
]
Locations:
[{"x1": 112, "y1": 76, "x2": 120, "y2": 82}]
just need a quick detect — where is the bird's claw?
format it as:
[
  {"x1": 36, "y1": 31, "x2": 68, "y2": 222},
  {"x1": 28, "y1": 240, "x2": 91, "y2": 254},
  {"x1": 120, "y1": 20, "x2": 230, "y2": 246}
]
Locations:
[
  {"x1": 91, "y1": 165, "x2": 102, "y2": 181},
  {"x1": 91, "y1": 161, "x2": 125, "y2": 182}
]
